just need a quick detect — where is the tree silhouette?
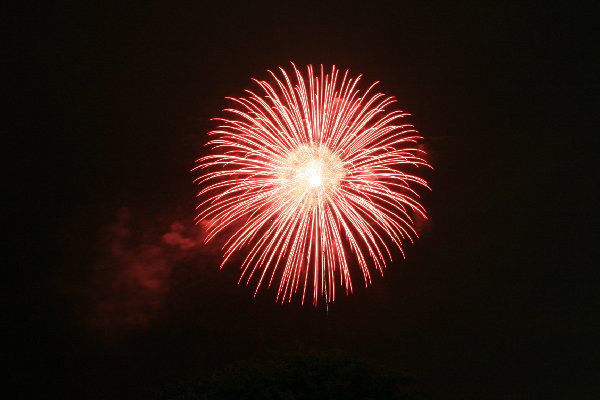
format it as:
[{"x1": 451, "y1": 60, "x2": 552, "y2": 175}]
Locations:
[{"x1": 155, "y1": 351, "x2": 418, "y2": 400}]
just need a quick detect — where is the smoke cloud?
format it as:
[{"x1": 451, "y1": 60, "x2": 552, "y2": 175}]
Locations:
[{"x1": 86, "y1": 207, "x2": 212, "y2": 336}]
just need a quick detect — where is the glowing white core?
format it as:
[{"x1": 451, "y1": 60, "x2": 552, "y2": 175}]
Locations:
[
  {"x1": 279, "y1": 144, "x2": 345, "y2": 207},
  {"x1": 309, "y1": 173, "x2": 322, "y2": 187},
  {"x1": 300, "y1": 161, "x2": 323, "y2": 187}
]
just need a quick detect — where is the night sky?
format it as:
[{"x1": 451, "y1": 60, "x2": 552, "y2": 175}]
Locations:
[{"x1": 16, "y1": 2, "x2": 597, "y2": 399}]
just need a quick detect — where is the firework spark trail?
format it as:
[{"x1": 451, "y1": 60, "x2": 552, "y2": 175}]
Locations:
[{"x1": 194, "y1": 63, "x2": 431, "y2": 305}]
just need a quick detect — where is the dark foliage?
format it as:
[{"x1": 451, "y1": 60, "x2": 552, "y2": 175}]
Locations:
[{"x1": 155, "y1": 352, "x2": 417, "y2": 400}]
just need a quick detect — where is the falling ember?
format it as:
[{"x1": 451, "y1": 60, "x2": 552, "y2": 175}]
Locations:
[{"x1": 193, "y1": 63, "x2": 431, "y2": 305}]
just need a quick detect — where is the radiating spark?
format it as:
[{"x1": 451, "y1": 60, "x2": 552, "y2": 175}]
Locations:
[{"x1": 193, "y1": 63, "x2": 431, "y2": 305}]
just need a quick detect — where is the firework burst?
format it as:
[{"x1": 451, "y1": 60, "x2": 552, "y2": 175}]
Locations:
[{"x1": 194, "y1": 64, "x2": 431, "y2": 305}]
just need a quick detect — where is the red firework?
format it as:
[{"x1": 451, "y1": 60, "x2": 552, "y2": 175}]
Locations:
[{"x1": 194, "y1": 63, "x2": 431, "y2": 305}]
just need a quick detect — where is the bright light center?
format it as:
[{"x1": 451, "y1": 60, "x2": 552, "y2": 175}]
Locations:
[
  {"x1": 309, "y1": 172, "x2": 322, "y2": 187},
  {"x1": 301, "y1": 162, "x2": 323, "y2": 187},
  {"x1": 279, "y1": 144, "x2": 345, "y2": 207}
]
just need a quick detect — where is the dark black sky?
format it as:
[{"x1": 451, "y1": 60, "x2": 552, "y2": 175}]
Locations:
[{"x1": 15, "y1": 1, "x2": 598, "y2": 399}]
